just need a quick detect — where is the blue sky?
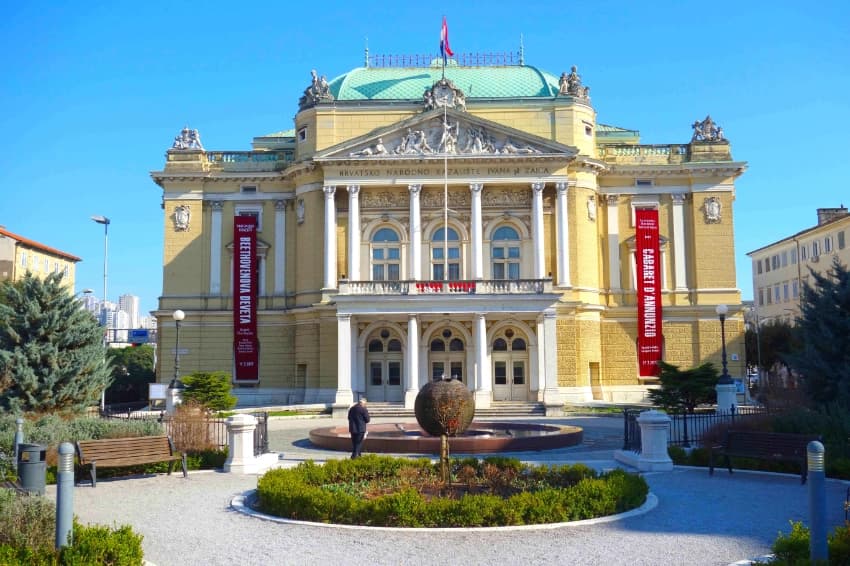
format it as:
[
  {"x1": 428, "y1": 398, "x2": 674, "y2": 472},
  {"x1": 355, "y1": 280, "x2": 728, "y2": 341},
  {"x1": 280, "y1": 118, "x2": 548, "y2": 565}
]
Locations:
[{"x1": 2, "y1": 1, "x2": 848, "y2": 316}]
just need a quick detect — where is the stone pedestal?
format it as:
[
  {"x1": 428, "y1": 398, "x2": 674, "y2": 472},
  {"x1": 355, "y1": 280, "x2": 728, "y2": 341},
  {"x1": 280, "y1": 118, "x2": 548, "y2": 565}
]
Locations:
[
  {"x1": 715, "y1": 382, "x2": 737, "y2": 414},
  {"x1": 636, "y1": 409, "x2": 673, "y2": 471},
  {"x1": 224, "y1": 414, "x2": 258, "y2": 474}
]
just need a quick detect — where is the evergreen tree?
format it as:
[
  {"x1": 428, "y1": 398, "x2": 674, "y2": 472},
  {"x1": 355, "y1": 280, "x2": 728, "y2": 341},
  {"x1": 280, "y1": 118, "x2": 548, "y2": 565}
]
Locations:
[
  {"x1": 648, "y1": 361, "x2": 719, "y2": 414},
  {"x1": 785, "y1": 257, "x2": 850, "y2": 408},
  {"x1": 106, "y1": 345, "x2": 155, "y2": 404},
  {"x1": 0, "y1": 272, "x2": 112, "y2": 414}
]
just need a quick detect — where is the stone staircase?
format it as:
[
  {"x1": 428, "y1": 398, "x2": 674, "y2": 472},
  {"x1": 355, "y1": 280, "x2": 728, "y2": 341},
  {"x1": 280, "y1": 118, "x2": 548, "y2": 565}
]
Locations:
[{"x1": 365, "y1": 401, "x2": 546, "y2": 419}]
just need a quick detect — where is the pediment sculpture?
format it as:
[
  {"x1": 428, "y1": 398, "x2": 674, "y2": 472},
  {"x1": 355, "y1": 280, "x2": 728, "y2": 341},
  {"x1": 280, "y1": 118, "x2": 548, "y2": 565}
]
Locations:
[
  {"x1": 298, "y1": 69, "x2": 335, "y2": 111},
  {"x1": 423, "y1": 78, "x2": 467, "y2": 112},
  {"x1": 691, "y1": 115, "x2": 725, "y2": 142},
  {"x1": 348, "y1": 116, "x2": 544, "y2": 158}
]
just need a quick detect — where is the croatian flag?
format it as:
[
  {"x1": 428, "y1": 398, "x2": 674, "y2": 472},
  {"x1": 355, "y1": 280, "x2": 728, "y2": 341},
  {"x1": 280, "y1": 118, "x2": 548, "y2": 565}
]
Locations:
[{"x1": 440, "y1": 17, "x2": 454, "y2": 65}]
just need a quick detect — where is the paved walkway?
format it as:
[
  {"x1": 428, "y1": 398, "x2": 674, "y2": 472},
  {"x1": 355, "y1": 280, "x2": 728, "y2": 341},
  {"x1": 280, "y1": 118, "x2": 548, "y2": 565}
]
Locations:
[{"x1": 57, "y1": 416, "x2": 850, "y2": 566}]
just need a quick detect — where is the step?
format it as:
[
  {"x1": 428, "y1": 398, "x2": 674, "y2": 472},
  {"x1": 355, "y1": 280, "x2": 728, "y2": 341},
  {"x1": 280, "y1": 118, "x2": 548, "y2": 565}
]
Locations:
[{"x1": 365, "y1": 402, "x2": 546, "y2": 418}]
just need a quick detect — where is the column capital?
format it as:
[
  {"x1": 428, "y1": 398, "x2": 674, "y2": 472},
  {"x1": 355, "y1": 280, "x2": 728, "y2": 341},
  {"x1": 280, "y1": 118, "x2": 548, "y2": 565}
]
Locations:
[
  {"x1": 323, "y1": 185, "x2": 337, "y2": 196},
  {"x1": 337, "y1": 313, "x2": 351, "y2": 322},
  {"x1": 210, "y1": 200, "x2": 224, "y2": 211},
  {"x1": 274, "y1": 199, "x2": 286, "y2": 211},
  {"x1": 606, "y1": 194, "x2": 619, "y2": 206},
  {"x1": 531, "y1": 182, "x2": 545, "y2": 193},
  {"x1": 347, "y1": 184, "x2": 360, "y2": 196},
  {"x1": 671, "y1": 193, "x2": 687, "y2": 205},
  {"x1": 469, "y1": 182, "x2": 484, "y2": 193},
  {"x1": 555, "y1": 181, "x2": 568, "y2": 194},
  {"x1": 408, "y1": 183, "x2": 422, "y2": 195},
  {"x1": 542, "y1": 308, "x2": 557, "y2": 320}
]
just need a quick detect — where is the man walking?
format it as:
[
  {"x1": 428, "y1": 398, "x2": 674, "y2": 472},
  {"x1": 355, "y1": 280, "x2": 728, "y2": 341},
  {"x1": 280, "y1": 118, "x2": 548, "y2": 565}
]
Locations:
[{"x1": 347, "y1": 398, "x2": 370, "y2": 459}]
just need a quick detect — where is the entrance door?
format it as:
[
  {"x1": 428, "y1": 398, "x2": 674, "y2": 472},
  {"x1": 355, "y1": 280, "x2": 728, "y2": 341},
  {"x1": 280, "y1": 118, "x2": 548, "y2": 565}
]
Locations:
[
  {"x1": 430, "y1": 360, "x2": 464, "y2": 383},
  {"x1": 365, "y1": 332, "x2": 403, "y2": 402},
  {"x1": 429, "y1": 328, "x2": 466, "y2": 385},
  {"x1": 491, "y1": 331, "x2": 529, "y2": 401}
]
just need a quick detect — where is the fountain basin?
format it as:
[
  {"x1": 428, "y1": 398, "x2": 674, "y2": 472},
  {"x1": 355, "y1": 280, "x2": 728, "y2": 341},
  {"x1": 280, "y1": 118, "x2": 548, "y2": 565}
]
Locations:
[{"x1": 309, "y1": 421, "x2": 583, "y2": 454}]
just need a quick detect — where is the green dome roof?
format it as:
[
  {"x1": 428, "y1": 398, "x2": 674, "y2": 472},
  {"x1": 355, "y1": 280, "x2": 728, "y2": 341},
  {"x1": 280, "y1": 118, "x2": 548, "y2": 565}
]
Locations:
[{"x1": 328, "y1": 61, "x2": 560, "y2": 101}]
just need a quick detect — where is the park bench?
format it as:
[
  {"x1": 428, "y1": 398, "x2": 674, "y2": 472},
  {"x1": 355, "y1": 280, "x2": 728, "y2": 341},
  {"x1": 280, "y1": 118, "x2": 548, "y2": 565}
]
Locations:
[
  {"x1": 75, "y1": 435, "x2": 187, "y2": 487},
  {"x1": 709, "y1": 430, "x2": 821, "y2": 484}
]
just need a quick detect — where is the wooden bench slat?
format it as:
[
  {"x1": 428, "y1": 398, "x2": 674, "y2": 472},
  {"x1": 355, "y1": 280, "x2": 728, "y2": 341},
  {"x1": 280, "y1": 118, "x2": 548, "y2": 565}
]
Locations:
[{"x1": 709, "y1": 430, "x2": 820, "y2": 484}]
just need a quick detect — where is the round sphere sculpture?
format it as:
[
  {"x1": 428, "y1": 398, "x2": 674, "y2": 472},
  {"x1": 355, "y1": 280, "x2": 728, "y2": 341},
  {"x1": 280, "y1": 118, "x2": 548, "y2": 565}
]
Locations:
[{"x1": 414, "y1": 377, "x2": 475, "y2": 437}]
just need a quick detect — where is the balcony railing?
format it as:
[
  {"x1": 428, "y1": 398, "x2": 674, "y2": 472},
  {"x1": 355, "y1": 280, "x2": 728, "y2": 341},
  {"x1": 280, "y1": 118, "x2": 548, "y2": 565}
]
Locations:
[
  {"x1": 597, "y1": 144, "x2": 689, "y2": 165},
  {"x1": 337, "y1": 279, "x2": 552, "y2": 296},
  {"x1": 205, "y1": 151, "x2": 294, "y2": 172}
]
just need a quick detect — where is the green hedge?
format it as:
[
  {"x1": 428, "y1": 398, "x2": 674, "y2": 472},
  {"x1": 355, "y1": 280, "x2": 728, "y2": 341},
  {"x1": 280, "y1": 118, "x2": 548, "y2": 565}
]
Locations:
[
  {"x1": 762, "y1": 520, "x2": 850, "y2": 565},
  {"x1": 256, "y1": 455, "x2": 648, "y2": 527},
  {"x1": 0, "y1": 488, "x2": 144, "y2": 565}
]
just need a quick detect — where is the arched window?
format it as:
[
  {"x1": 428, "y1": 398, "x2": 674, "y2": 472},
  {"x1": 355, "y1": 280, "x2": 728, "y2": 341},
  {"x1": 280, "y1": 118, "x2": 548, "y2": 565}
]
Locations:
[
  {"x1": 431, "y1": 227, "x2": 461, "y2": 281},
  {"x1": 491, "y1": 225, "x2": 520, "y2": 280},
  {"x1": 372, "y1": 227, "x2": 400, "y2": 281}
]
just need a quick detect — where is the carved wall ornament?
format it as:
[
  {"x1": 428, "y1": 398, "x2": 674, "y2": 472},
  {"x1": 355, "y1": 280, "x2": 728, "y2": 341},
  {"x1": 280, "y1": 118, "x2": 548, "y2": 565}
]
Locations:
[
  {"x1": 482, "y1": 188, "x2": 530, "y2": 207},
  {"x1": 344, "y1": 116, "x2": 544, "y2": 158},
  {"x1": 420, "y1": 188, "x2": 471, "y2": 209},
  {"x1": 362, "y1": 190, "x2": 408, "y2": 209},
  {"x1": 173, "y1": 205, "x2": 191, "y2": 232},
  {"x1": 171, "y1": 127, "x2": 203, "y2": 150},
  {"x1": 703, "y1": 196, "x2": 722, "y2": 223},
  {"x1": 423, "y1": 78, "x2": 467, "y2": 112},
  {"x1": 558, "y1": 65, "x2": 591, "y2": 101},
  {"x1": 691, "y1": 115, "x2": 725, "y2": 142},
  {"x1": 298, "y1": 69, "x2": 334, "y2": 111},
  {"x1": 587, "y1": 196, "x2": 597, "y2": 221},
  {"x1": 296, "y1": 199, "x2": 305, "y2": 224}
]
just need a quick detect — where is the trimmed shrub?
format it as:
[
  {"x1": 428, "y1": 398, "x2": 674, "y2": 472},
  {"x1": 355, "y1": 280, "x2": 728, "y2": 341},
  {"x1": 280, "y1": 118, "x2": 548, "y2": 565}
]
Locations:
[
  {"x1": 59, "y1": 521, "x2": 143, "y2": 565},
  {"x1": 767, "y1": 520, "x2": 850, "y2": 565},
  {"x1": 0, "y1": 489, "x2": 55, "y2": 551},
  {"x1": 256, "y1": 455, "x2": 648, "y2": 527},
  {"x1": 180, "y1": 371, "x2": 237, "y2": 412}
]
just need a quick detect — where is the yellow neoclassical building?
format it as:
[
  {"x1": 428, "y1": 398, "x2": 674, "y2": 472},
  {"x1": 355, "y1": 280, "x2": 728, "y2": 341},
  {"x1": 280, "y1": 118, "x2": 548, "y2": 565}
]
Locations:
[
  {"x1": 0, "y1": 226, "x2": 80, "y2": 290},
  {"x1": 151, "y1": 54, "x2": 747, "y2": 413}
]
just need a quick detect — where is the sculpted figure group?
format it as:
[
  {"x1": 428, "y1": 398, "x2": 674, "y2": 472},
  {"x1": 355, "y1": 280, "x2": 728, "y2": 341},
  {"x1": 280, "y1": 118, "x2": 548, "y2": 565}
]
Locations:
[
  {"x1": 558, "y1": 65, "x2": 590, "y2": 100},
  {"x1": 691, "y1": 115, "x2": 725, "y2": 142},
  {"x1": 299, "y1": 69, "x2": 334, "y2": 110},
  {"x1": 171, "y1": 127, "x2": 203, "y2": 150}
]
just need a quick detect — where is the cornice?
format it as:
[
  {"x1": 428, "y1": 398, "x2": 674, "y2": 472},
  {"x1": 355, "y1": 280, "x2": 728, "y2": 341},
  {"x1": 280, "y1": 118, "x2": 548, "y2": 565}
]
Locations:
[{"x1": 602, "y1": 161, "x2": 747, "y2": 178}]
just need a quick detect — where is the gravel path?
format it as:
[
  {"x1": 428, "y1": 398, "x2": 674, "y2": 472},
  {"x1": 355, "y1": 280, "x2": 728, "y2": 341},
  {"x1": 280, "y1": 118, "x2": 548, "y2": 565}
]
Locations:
[{"x1": 50, "y1": 416, "x2": 850, "y2": 566}]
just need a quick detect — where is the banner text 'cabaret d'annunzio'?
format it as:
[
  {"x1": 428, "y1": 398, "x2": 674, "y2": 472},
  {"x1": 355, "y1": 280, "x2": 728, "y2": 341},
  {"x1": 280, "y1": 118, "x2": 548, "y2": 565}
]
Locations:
[
  {"x1": 233, "y1": 216, "x2": 259, "y2": 382},
  {"x1": 636, "y1": 208, "x2": 662, "y2": 376}
]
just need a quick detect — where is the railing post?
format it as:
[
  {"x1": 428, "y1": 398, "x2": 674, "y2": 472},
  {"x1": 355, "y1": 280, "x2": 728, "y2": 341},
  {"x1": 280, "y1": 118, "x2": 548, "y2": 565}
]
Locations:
[
  {"x1": 224, "y1": 414, "x2": 258, "y2": 474},
  {"x1": 635, "y1": 410, "x2": 674, "y2": 471},
  {"x1": 622, "y1": 408, "x2": 630, "y2": 450},
  {"x1": 682, "y1": 410, "x2": 690, "y2": 448}
]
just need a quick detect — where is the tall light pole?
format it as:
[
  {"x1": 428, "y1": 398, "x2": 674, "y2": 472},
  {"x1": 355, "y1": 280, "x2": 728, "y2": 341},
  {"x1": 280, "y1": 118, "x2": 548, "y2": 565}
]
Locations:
[
  {"x1": 91, "y1": 215, "x2": 110, "y2": 412},
  {"x1": 170, "y1": 309, "x2": 185, "y2": 389},
  {"x1": 716, "y1": 304, "x2": 732, "y2": 384}
]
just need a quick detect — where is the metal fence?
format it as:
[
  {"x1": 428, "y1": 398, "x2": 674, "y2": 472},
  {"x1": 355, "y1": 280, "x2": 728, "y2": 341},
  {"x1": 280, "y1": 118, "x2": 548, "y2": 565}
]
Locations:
[
  {"x1": 102, "y1": 410, "x2": 269, "y2": 457},
  {"x1": 622, "y1": 406, "x2": 772, "y2": 452}
]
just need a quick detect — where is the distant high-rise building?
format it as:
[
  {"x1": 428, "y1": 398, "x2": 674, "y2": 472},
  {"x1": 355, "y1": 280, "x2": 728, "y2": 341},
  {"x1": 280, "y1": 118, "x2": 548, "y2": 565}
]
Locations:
[{"x1": 119, "y1": 294, "x2": 140, "y2": 328}]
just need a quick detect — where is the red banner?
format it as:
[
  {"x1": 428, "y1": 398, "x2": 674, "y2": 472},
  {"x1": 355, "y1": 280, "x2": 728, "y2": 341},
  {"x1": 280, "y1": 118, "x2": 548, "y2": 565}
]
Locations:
[
  {"x1": 635, "y1": 209, "x2": 662, "y2": 376},
  {"x1": 233, "y1": 216, "x2": 259, "y2": 382}
]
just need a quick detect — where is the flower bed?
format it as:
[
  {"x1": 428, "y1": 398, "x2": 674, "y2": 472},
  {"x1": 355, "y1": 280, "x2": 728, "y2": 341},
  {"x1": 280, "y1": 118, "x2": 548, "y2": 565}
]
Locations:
[{"x1": 256, "y1": 455, "x2": 648, "y2": 527}]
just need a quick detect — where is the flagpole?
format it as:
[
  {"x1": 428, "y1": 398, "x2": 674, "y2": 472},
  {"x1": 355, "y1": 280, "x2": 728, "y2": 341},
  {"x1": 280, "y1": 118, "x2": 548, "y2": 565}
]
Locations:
[{"x1": 443, "y1": 102, "x2": 448, "y2": 283}]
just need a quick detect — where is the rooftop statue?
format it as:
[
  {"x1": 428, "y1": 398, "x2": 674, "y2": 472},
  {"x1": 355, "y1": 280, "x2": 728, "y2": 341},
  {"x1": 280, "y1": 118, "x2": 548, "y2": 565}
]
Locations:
[
  {"x1": 691, "y1": 115, "x2": 725, "y2": 142},
  {"x1": 171, "y1": 127, "x2": 204, "y2": 150},
  {"x1": 299, "y1": 69, "x2": 335, "y2": 111},
  {"x1": 559, "y1": 65, "x2": 591, "y2": 101}
]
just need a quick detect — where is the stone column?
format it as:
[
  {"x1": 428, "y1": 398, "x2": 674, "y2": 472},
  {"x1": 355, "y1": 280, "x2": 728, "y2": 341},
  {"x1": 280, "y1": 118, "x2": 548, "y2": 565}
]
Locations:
[
  {"x1": 224, "y1": 414, "x2": 258, "y2": 474},
  {"x1": 274, "y1": 200, "x2": 286, "y2": 296},
  {"x1": 404, "y1": 314, "x2": 420, "y2": 408},
  {"x1": 409, "y1": 184, "x2": 422, "y2": 280},
  {"x1": 716, "y1": 382, "x2": 738, "y2": 414},
  {"x1": 535, "y1": 317, "x2": 545, "y2": 401},
  {"x1": 606, "y1": 195, "x2": 621, "y2": 291},
  {"x1": 347, "y1": 185, "x2": 361, "y2": 281},
  {"x1": 470, "y1": 183, "x2": 484, "y2": 280},
  {"x1": 542, "y1": 309, "x2": 562, "y2": 414},
  {"x1": 473, "y1": 313, "x2": 491, "y2": 409},
  {"x1": 636, "y1": 410, "x2": 674, "y2": 471},
  {"x1": 333, "y1": 313, "x2": 354, "y2": 416},
  {"x1": 531, "y1": 182, "x2": 546, "y2": 279},
  {"x1": 555, "y1": 182, "x2": 571, "y2": 287},
  {"x1": 323, "y1": 186, "x2": 337, "y2": 290},
  {"x1": 210, "y1": 201, "x2": 223, "y2": 294},
  {"x1": 671, "y1": 193, "x2": 688, "y2": 291}
]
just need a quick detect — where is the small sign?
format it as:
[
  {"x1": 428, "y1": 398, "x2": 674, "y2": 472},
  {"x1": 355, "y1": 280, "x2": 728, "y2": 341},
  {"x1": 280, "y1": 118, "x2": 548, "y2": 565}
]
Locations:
[
  {"x1": 734, "y1": 379, "x2": 745, "y2": 393},
  {"x1": 129, "y1": 329, "x2": 149, "y2": 344},
  {"x1": 149, "y1": 383, "x2": 168, "y2": 400}
]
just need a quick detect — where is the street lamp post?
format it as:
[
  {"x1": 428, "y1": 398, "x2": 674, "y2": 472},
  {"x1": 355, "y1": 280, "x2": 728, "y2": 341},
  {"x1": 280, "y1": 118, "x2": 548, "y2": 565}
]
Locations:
[
  {"x1": 170, "y1": 309, "x2": 185, "y2": 390},
  {"x1": 91, "y1": 215, "x2": 110, "y2": 412},
  {"x1": 716, "y1": 304, "x2": 732, "y2": 384}
]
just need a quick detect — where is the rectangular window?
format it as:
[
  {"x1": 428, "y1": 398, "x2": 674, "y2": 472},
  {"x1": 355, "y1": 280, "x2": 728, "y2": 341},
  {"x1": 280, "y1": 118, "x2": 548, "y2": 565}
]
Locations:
[
  {"x1": 388, "y1": 362, "x2": 401, "y2": 386},
  {"x1": 297, "y1": 127, "x2": 307, "y2": 142},
  {"x1": 774, "y1": 285, "x2": 780, "y2": 303},
  {"x1": 756, "y1": 260, "x2": 763, "y2": 274},
  {"x1": 20, "y1": 252, "x2": 27, "y2": 267},
  {"x1": 781, "y1": 251, "x2": 788, "y2": 267},
  {"x1": 758, "y1": 288, "x2": 764, "y2": 306},
  {"x1": 792, "y1": 280, "x2": 799, "y2": 298},
  {"x1": 772, "y1": 255, "x2": 780, "y2": 269},
  {"x1": 825, "y1": 237, "x2": 832, "y2": 253},
  {"x1": 839, "y1": 231, "x2": 846, "y2": 250},
  {"x1": 236, "y1": 208, "x2": 262, "y2": 231},
  {"x1": 766, "y1": 290, "x2": 772, "y2": 304},
  {"x1": 783, "y1": 283, "x2": 789, "y2": 301},
  {"x1": 765, "y1": 258, "x2": 770, "y2": 272},
  {"x1": 240, "y1": 185, "x2": 257, "y2": 194},
  {"x1": 812, "y1": 241, "x2": 820, "y2": 257},
  {"x1": 801, "y1": 245, "x2": 808, "y2": 260},
  {"x1": 791, "y1": 248, "x2": 798, "y2": 264}
]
